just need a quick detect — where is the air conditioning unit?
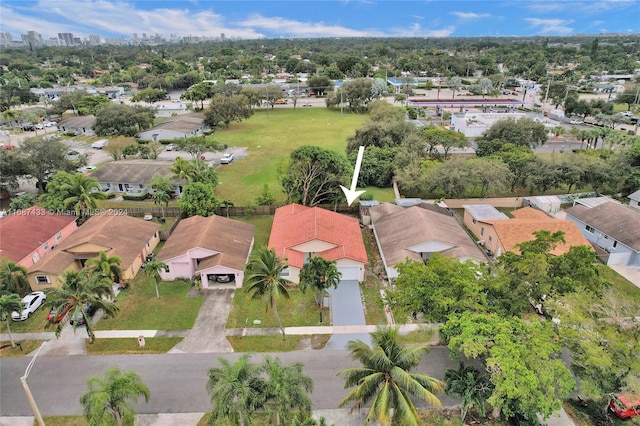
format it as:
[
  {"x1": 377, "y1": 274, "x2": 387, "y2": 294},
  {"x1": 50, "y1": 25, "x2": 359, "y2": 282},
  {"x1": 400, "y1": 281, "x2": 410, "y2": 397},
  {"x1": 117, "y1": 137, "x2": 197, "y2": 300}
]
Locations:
[{"x1": 477, "y1": 240, "x2": 485, "y2": 246}]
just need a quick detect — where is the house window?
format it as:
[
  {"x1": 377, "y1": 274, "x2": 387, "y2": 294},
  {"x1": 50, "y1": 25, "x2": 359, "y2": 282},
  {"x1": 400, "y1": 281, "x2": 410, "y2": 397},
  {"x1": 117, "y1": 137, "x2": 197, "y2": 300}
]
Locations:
[
  {"x1": 35, "y1": 275, "x2": 50, "y2": 284},
  {"x1": 613, "y1": 241, "x2": 617, "y2": 248},
  {"x1": 55, "y1": 232, "x2": 62, "y2": 241},
  {"x1": 33, "y1": 253, "x2": 40, "y2": 264},
  {"x1": 585, "y1": 225, "x2": 595, "y2": 234},
  {"x1": 480, "y1": 227, "x2": 484, "y2": 236},
  {"x1": 146, "y1": 241, "x2": 150, "y2": 249},
  {"x1": 472, "y1": 218, "x2": 477, "y2": 225},
  {"x1": 279, "y1": 268, "x2": 290, "y2": 277},
  {"x1": 43, "y1": 242, "x2": 49, "y2": 251},
  {"x1": 124, "y1": 184, "x2": 130, "y2": 189},
  {"x1": 139, "y1": 184, "x2": 143, "y2": 189},
  {"x1": 488, "y1": 236, "x2": 493, "y2": 244}
]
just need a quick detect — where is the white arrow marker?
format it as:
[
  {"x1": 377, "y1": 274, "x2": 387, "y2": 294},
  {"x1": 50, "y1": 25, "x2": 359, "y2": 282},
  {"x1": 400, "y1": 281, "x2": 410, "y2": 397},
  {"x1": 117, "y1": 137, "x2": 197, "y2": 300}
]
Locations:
[{"x1": 340, "y1": 145, "x2": 366, "y2": 206}]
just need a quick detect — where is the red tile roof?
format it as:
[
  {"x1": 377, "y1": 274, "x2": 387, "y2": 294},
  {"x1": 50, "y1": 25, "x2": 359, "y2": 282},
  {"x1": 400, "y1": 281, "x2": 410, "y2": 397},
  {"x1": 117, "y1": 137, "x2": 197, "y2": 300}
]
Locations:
[
  {"x1": 268, "y1": 204, "x2": 368, "y2": 268},
  {"x1": 0, "y1": 207, "x2": 77, "y2": 263}
]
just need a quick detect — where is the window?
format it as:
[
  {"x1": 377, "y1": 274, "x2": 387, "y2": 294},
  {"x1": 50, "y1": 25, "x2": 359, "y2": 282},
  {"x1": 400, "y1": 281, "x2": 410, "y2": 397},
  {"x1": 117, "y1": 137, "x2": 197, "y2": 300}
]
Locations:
[
  {"x1": 139, "y1": 184, "x2": 143, "y2": 189},
  {"x1": 146, "y1": 241, "x2": 150, "y2": 249},
  {"x1": 613, "y1": 241, "x2": 617, "y2": 248},
  {"x1": 585, "y1": 225, "x2": 595, "y2": 234},
  {"x1": 35, "y1": 275, "x2": 50, "y2": 284},
  {"x1": 43, "y1": 242, "x2": 49, "y2": 251},
  {"x1": 488, "y1": 236, "x2": 493, "y2": 243},
  {"x1": 480, "y1": 227, "x2": 485, "y2": 236},
  {"x1": 32, "y1": 253, "x2": 40, "y2": 264},
  {"x1": 472, "y1": 218, "x2": 477, "y2": 225},
  {"x1": 279, "y1": 268, "x2": 290, "y2": 277},
  {"x1": 55, "y1": 232, "x2": 62, "y2": 241}
]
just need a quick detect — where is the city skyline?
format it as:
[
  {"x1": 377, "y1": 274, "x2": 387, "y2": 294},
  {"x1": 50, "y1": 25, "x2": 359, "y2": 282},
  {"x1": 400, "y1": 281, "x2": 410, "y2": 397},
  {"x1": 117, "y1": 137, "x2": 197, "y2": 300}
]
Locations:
[{"x1": 1, "y1": 0, "x2": 639, "y2": 43}]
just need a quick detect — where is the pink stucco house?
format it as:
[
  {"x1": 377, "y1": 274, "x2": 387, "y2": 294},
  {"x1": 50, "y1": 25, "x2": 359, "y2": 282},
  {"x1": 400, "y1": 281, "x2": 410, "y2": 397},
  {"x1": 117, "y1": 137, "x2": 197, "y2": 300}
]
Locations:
[
  {"x1": 0, "y1": 206, "x2": 78, "y2": 269},
  {"x1": 157, "y1": 215, "x2": 255, "y2": 289}
]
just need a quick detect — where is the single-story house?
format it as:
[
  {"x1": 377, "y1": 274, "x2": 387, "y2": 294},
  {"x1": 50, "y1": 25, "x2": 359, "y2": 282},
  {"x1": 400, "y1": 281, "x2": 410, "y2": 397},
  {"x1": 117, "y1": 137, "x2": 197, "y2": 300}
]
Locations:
[
  {"x1": 157, "y1": 215, "x2": 255, "y2": 289},
  {"x1": 137, "y1": 112, "x2": 207, "y2": 141},
  {"x1": 90, "y1": 160, "x2": 185, "y2": 198},
  {"x1": 57, "y1": 115, "x2": 95, "y2": 135},
  {"x1": 370, "y1": 203, "x2": 486, "y2": 279},
  {"x1": 0, "y1": 206, "x2": 78, "y2": 269},
  {"x1": 628, "y1": 189, "x2": 640, "y2": 211},
  {"x1": 27, "y1": 212, "x2": 159, "y2": 290},
  {"x1": 463, "y1": 205, "x2": 592, "y2": 258},
  {"x1": 564, "y1": 201, "x2": 640, "y2": 269},
  {"x1": 269, "y1": 203, "x2": 368, "y2": 284}
]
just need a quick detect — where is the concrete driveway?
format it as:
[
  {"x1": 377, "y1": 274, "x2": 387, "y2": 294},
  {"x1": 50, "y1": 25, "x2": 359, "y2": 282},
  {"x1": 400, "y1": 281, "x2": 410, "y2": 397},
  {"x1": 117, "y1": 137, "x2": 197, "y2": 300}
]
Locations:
[
  {"x1": 324, "y1": 281, "x2": 370, "y2": 350},
  {"x1": 168, "y1": 288, "x2": 234, "y2": 353}
]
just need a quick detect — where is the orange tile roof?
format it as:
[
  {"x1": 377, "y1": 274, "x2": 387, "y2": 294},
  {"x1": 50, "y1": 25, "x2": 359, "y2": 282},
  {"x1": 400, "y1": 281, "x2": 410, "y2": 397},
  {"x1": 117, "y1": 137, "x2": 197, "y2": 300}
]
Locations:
[
  {"x1": 485, "y1": 207, "x2": 592, "y2": 256},
  {"x1": 0, "y1": 207, "x2": 77, "y2": 263},
  {"x1": 268, "y1": 204, "x2": 368, "y2": 268}
]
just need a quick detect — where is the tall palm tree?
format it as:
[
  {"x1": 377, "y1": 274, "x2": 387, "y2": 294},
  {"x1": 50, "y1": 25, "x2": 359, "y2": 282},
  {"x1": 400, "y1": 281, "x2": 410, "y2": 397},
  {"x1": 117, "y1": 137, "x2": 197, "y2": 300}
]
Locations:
[
  {"x1": 45, "y1": 269, "x2": 118, "y2": 343},
  {"x1": 449, "y1": 76, "x2": 462, "y2": 99},
  {"x1": 170, "y1": 157, "x2": 196, "y2": 182},
  {"x1": 150, "y1": 173, "x2": 173, "y2": 220},
  {"x1": 207, "y1": 354, "x2": 267, "y2": 426},
  {"x1": 142, "y1": 259, "x2": 168, "y2": 299},
  {"x1": 444, "y1": 362, "x2": 492, "y2": 421},
  {"x1": 298, "y1": 256, "x2": 341, "y2": 307},
  {"x1": 0, "y1": 293, "x2": 23, "y2": 347},
  {"x1": 152, "y1": 189, "x2": 171, "y2": 220},
  {"x1": 86, "y1": 251, "x2": 122, "y2": 283},
  {"x1": 61, "y1": 173, "x2": 106, "y2": 221},
  {"x1": 263, "y1": 356, "x2": 313, "y2": 425},
  {"x1": 338, "y1": 326, "x2": 445, "y2": 426},
  {"x1": 80, "y1": 367, "x2": 150, "y2": 426},
  {"x1": 0, "y1": 260, "x2": 30, "y2": 296},
  {"x1": 244, "y1": 246, "x2": 292, "y2": 340}
]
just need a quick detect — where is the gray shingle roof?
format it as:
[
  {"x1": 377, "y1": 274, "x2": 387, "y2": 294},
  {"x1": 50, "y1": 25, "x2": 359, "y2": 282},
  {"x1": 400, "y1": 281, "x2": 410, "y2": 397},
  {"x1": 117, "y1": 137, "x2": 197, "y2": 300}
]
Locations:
[
  {"x1": 565, "y1": 201, "x2": 640, "y2": 251},
  {"x1": 91, "y1": 160, "x2": 181, "y2": 184}
]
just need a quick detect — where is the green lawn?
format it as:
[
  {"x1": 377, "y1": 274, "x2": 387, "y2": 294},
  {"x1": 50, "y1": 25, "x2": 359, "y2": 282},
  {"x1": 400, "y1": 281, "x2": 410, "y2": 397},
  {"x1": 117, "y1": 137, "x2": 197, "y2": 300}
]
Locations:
[
  {"x1": 599, "y1": 264, "x2": 640, "y2": 303},
  {"x1": 226, "y1": 334, "x2": 329, "y2": 352},
  {"x1": 85, "y1": 337, "x2": 183, "y2": 354},
  {"x1": 95, "y1": 278, "x2": 203, "y2": 330},
  {"x1": 363, "y1": 186, "x2": 396, "y2": 203},
  {"x1": 236, "y1": 215, "x2": 273, "y2": 249},
  {"x1": 39, "y1": 416, "x2": 87, "y2": 426},
  {"x1": 212, "y1": 108, "x2": 369, "y2": 205},
  {"x1": 4, "y1": 306, "x2": 50, "y2": 333},
  {"x1": 226, "y1": 287, "x2": 329, "y2": 329},
  {"x1": 360, "y1": 278, "x2": 387, "y2": 325},
  {"x1": 0, "y1": 340, "x2": 45, "y2": 357}
]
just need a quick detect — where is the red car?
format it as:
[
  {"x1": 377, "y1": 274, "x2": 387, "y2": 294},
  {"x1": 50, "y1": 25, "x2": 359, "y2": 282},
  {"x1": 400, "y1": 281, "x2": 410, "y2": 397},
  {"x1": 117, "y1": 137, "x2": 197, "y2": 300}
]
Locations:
[
  {"x1": 47, "y1": 304, "x2": 73, "y2": 323},
  {"x1": 609, "y1": 393, "x2": 640, "y2": 420}
]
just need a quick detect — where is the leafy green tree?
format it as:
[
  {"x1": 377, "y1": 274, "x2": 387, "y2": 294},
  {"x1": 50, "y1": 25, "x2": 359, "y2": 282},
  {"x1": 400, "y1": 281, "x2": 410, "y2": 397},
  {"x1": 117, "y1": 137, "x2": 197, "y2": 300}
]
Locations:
[
  {"x1": 338, "y1": 326, "x2": 444, "y2": 426},
  {"x1": 0, "y1": 259, "x2": 30, "y2": 296},
  {"x1": 255, "y1": 184, "x2": 276, "y2": 206},
  {"x1": 0, "y1": 293, "x2": 23, "y2": 347},
  {"x1": 449, "y1": 76, "x2": 462, "y2": 98},
  {"x1": 490, "y1": 144, "x2": 537, "y2": 191},
  {"x1": 175, "y1": 136, "x2": 220, "y2": 160},
  {"x1": 105, "y1": 136, "x2": 137, "y2": 161},
  {"x1": 80, "y1": 367, "x2": 150, "y2": 426},
  {"x1": 306, "y1": 75, "x2": 332, "y2": 97},
  {"x1": 150, "y1": 174, "x2": 173, "y2": 219},
  {"x1": 422, "y1": 157, "x2": 511, "y2": 199},
  {"x1": 299, "y1": 256, "x2": 341, "y2": 307},
  {"x1": 181, "y1": 81, "x2": 215, "y2": 109},
  {"x1": 61, "y1": 173, "x2": 106, "y2": 220},
  {"x1": 46, "y1": 269, "x2": 118, "y2": 343},
  {"x1": 75, "y1": 95, "x2": 112, "y2": 115},
  {"x1": 207, "y1": 354, "x2": 267, "y2": 426},
  {"x1": 244, "y1": 246, "x2": 292, "y2": 340},
  {"x1": 142, "y1": 259, "x2": 168, "y2": 299},
  {"x1": 38, "y1": 171, "x2": 74, "y2": 211},
  {"x1": 131, "y1": 88, "x2": 168, "y2": 103},
  {"x1": 279, "y1": 146, "x2": 351, "y2": 206},
  {"x1": 7, "y1": 193, "x2": 38, "y2": 213},
  {"x1": 263, "y1": 356, "x2": 314, "y2": 425},
  {"x1": 94, "y1": 104, "x2": 155, "y2": 137},
  {"x1": 19, "y1": 138, "x2": 81, "y2": 194},
  {"x1": 441, "y1": 312, "x2": 575, "y2": 420},
  {"x1": 86, "y1": 251, "x2": 123, "y2": 283},
  {"x1": 327, "y1": 78, "x2": 374, "y2": 112},
  {"x1": 476, "y1": 117, "x2": 548, "y2": 156},
  {"x1": 204, "y1": 93, "x2": 253, "y2": 127},
  {"x1": 178, "y1": 182, "x2": 219, "y2": 217},
  {"x1": 444, "y1": 363, "x2": 492, "y2": 421}
]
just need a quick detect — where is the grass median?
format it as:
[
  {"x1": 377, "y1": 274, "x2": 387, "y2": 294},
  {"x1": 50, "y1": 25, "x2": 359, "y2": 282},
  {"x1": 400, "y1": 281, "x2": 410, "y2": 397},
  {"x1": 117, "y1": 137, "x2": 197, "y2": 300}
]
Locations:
[{"x1": 86, "y1": 337, "x2": 183, "y2": 355}]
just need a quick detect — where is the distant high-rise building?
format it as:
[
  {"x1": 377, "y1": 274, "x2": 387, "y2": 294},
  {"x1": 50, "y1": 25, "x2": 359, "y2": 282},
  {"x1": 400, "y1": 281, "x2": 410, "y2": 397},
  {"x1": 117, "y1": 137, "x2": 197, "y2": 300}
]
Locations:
[
  {"x1": 221, "y1": 33, "x2": 225, "y2": 40},
  {"x1": 58, "y1": 32, "x2": 75, "y2": 46},
  {"x1": 21, "y1": 31, "x2": 43, "y2": 47},
  {"x1": 133, "y1": 33, "x2": 139, "y2": 39},
  {"x1": 0, "y1": 32, "x2": 13, "y2": 46},
  {"x1": 89, "y1": 35, "x2": 101, "y2": 45}
]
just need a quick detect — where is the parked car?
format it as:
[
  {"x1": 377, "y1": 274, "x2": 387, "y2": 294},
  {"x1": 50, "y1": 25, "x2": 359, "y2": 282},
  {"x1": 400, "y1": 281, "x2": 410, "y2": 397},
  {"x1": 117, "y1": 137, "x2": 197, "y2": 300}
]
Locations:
[
  {"x1": 569, "y1": 120, "x2": 583, "y2": 125},
  {"x1": 220, "y1": 153, "x2": 234, "y2": 164},
  {"x1": 35, "y1": 124, "x2": 44, "y2": 130},
  {"x1": 165, "y1": 143, "x2": 176, "y2": 151},
  {"x1": 302, "y1": 103, "x2": 313, "y2": 107},
  {"x1": 77, "y1": 165, "x2": 96, "y2": 174},
  {"x1": 22, "y1": 124, "x2": 35, "y2": 131},
  {"x1": 70, "y1": 304, "x2": 97, "y2": 326},
  {"x1": 11, "y1": 291, "x2": 47, "y2": 321},
  {"x1": 609, "y1": 393, "x2": 640, "y2": 420},
  {"x1": 216, "y1": 274, "x2": 232, "y2": 283},
  {"x1": 47, "y1": 304, "x2": 73, "y2": 323},
  {"x1": 91, "y1": 139, "x2": 108, "y2": 149}
]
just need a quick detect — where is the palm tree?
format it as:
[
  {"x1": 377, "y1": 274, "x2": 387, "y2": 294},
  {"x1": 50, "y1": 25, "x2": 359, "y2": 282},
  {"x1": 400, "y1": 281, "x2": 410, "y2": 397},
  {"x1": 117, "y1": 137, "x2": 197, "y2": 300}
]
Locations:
[
  {"x1": 86, "y1": 251, "x2": 122, "y2": 283},
  {"x1": 45, "y1": 269, "x2": 118, "y2": 343},
  {"x1": 449, "y1": 76, "x2": 462, "y2": 99},
  {"x1": 207, "y1": 354, "x2": 267, "y2": 426},
  {"x1": 298, "y1": 256, "x2": 341, "y2": 307},
  {"x1": 61, "y1": 173, "x2": 106, "y2": 221},
  {"x1": 338, "y1": 326, "x2": 445, "y2": 426},
  {"x1": 444, "y1": 362, "x2": 493, "y2": 421},
  {"x1": 221, "y1": 200, "x2": 234, "y2": 218},
  {"x1": 0, "y1": 260, "x2": 30, "y2": 296},
  {"x1": 150, "y1": 173, "x2": 173, "y2": 220},
  {"x1": 0, "y1": 293, "x2": 23, "y2": 347},
  {"x1": 244, "y1": 246, "x2": 292, "y2": 341},
  {"x1": 142, "y1": 258, "x2": 167, "y2": 299},
  {"x1": 263, "y1": 356, "x2": 313, "y2": 425},
  {"x1": 170, "y1": 157, "x2": 196, "y2": 182},
  {"x1": 80, "y1": 367, "x2": 150, "y2": 426}
]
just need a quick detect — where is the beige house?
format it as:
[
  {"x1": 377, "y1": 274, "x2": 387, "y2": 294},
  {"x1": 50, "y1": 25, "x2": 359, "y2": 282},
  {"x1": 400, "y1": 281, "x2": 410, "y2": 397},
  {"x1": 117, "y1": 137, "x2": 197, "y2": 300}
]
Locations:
[{"x1": 27, "y1": 212, "x2": 159, "y2": 290}]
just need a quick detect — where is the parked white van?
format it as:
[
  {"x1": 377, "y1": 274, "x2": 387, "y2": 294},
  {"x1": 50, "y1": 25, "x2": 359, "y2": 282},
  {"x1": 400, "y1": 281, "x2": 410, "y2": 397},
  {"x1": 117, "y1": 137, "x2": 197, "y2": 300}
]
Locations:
[{"x1": 91, "y1": 139, "x2": 108, "y2": 149}]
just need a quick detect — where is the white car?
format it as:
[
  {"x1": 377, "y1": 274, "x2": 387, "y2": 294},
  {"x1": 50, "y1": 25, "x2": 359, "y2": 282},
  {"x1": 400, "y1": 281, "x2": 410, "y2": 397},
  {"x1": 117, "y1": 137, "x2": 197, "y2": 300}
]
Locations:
[
  {"x1": 220, "y1": 153, "x2": 234, "y2": 164},
  {"x1": 12, "y1": 291, "x2": 47, "y2": 321},
  {"x1": 77, "y1": 165, "x2": 97, "y2": 174},
  {"x1": 569, "y1": 120, "x2": 583, "y2": 125},
  {"x1": 165, "y1": 144, "x2": 176, "y2": 151}
]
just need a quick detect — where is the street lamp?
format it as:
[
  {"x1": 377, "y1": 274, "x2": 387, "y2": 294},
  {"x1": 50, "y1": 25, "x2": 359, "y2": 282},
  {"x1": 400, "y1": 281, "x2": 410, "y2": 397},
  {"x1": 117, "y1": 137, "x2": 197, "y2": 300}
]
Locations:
[{"x1": 20, "y1": 341, "x2": 47, "y2": 426}]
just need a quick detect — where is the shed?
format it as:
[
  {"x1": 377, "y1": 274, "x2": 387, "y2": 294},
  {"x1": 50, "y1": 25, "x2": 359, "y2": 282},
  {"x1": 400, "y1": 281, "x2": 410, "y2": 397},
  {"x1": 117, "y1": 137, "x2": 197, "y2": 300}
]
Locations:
[{"x1": 524, "y1": 196, "x2": 561, "y2": 215}]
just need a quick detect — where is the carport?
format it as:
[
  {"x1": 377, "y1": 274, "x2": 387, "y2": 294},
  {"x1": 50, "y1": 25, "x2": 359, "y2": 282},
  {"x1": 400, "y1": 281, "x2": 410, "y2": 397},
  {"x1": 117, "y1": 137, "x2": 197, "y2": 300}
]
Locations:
[{"x1": 196, "y1": 266, "x2": 243, "y2": 289}]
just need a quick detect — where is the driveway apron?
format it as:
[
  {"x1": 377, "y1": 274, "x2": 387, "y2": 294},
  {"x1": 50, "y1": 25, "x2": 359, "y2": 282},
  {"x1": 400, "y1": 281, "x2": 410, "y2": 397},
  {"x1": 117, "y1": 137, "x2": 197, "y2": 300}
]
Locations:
[
  {"x1": 169, "y1": 288, "x2": 234, "y2": 353},
  {"x1": 324, "y1": 280, "x2": 370, "y2": 350}
]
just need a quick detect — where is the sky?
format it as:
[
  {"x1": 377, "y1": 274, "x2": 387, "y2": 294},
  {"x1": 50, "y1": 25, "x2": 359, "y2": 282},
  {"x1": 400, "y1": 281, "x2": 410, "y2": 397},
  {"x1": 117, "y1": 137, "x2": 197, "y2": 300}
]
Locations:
[{"x1": 1, "y1": 0, "x2": 639, "y2": 41}]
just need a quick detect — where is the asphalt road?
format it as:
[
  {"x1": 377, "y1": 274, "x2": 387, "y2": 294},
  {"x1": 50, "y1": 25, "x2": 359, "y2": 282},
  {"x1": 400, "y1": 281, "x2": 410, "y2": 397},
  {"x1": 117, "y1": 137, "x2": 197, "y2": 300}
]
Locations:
[{"x1": 0, "y1": 347, "x2": 465, "y2": 416}]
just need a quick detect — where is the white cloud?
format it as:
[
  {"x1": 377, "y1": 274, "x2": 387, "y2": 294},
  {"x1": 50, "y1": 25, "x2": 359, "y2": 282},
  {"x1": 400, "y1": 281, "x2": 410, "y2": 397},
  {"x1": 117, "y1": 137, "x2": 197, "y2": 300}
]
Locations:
[
  {"x1": 451, "y1": 12, "x2": 491, "y2": 20},
  {"x1": 525, "y1": 0, "x2": 636, "y2": 14},
  {"x1": 525, "y1": 18, "x2": 574, "y2": 35},
  {"x1": 238, "y1": 14, "x2": 375, "y2": 37},
  {"x1": 387, "y1": 23, "x2": 455, "y2": 38}
]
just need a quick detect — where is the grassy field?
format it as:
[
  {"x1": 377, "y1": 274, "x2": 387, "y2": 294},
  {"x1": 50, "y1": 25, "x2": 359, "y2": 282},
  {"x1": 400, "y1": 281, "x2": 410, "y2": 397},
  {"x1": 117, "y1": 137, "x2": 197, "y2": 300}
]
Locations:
[
  {"x1": 211, "y1": 108, "x2": 369, "y2": 205},
  {"x1": 85, "y1": 337, "x2": 183, "y2": 354},
  {"x1": 94, "y1": 278, "x2": 203, "y2": 331},
  {"x1": 3, "y1": 306, "x2": 50, "y2": 333},
  {"x1": 226, "y1": 286, "x2": 329, "y2": 329},
  {"x1": 236, "y1": 215, "x2": 273, "y2": 249},
  {"x1": 599, "y1": 264, "x2": 640, "y2": 302},
  {"x1": 226, "y1": 334, "x2": 330, "y2": 352}
]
